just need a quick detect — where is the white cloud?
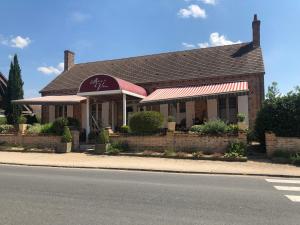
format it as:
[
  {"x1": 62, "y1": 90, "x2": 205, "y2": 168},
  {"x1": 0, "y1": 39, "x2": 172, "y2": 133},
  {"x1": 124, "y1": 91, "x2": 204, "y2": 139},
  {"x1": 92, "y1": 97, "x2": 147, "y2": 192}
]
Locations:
[
  {"x1": 178, "y1": 4, "x2": 206, "y2": 18},
  {"x1": 182, "y1": 32, "x2": 241, "y2": 49},
  {"x1": 70, "y1": 12, "x2": 91, "y2": 23},
  {"x1": 37, "y1": 62, "x2": 64, "y2": 75},
  {"x1": 200, "y1": 0, "x2": 216, "y2": 5},
  {"x1": 10, "y1": 36, "x2": 31, "y2": 49},
  {"x1": 182, "y1": 42, "x2": 196, "y2": 49}
]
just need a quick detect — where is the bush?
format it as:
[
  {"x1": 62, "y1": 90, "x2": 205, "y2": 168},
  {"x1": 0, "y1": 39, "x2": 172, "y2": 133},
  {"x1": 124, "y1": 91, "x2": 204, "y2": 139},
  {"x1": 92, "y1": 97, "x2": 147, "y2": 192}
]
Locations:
[
  {"x1": 224, "y1": 141, "x2": 246, "y2": 158},
  {"x1": 226, "y1": 124, "x2": 239, "y2": 135},
  {"x1": 52, "y1": 117, "x2": 68, "y2": 135},
  {"x1": 96, "y1": 128, "x2": 109, "y2": 144},
  {"x1": 129, "y1": 111, "x2": 163, "y2": 134},
  {"x1": 61, "y1": 126, "x2": 72, "y2": 143},
  {"x1": 190, "y1": 120, "x2": 229, "y2": 135},
  {"x1": 110, "y1": 141, "x2": 129, "y2": 152},
  {"x1": 40, "y1": 123, "x2": 54, "y2": 134},
  {"x1": 168, "y1": 116, "x2": 175, "y2": 122},
  {"x1": 237, "y1": 113, "x2": 246, "y2": 123},
  {"x1": 26, "y1": 124, "x2": 42, "y2": 134},
  {"x1": 18, "y1": 115, "x2": 27, "y2": 124},
  {"x1": 290, "y1": 153, "x2": 300, "y2": 166},
  {"x1": 120, "y1": 125, "x2": 129, "y2": 134},
  {"x1": 0, "y1": 125, "x2": 15, "y2": 134},
  {"x1": 0, "y1": 117, "x2": 7, "y2": 125},
  {"x1": 163, "y1": 148, "x2": 176, "y2": 157},
  {"x1": 106, "y1": 145, "x2": 120, "y2": 155},
  {"x1": 255, "y1": 85, "x2": 300, "y2": 145}
]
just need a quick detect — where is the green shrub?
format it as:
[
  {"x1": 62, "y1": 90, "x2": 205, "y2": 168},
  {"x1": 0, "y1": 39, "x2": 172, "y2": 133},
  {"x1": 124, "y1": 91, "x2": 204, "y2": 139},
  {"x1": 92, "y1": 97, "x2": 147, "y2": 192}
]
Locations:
[
  {"x1": 67, "y1": 117, "x2": 80, "y2": 129},
  {"x1": 192, "y1": 151, "x2": 204, "y2": 158},
  {"x1": 168, "y1": 116, "x2": 175, "y2": 122},
  {"x1": 0, "y1": 117, "x2": 7, "y2": 125},
  {"x1": 290, "y1": 153, "x2": 300, "y2": 166},
  {"x1": 163, "y1": 148, "x2": 176, "y2": 157},
  {"x1": 26, "y1": 124, "x2": 42, "y2": 134},
  {"x1": 25, "y1": 115, "x2": 39, "y2": 125},
  {"x1": 237, "y1": 113, "x2": 246, "y2": 123},
  {"x1": 52, "y1": 117, "x2": 68, "y2": 135},
  {"x1": 97, "y1": 128, "x2": 109, "y2": 144},
  {"x1": 129, "y1": 111, "x2": 163, "y2": 134},
  {"x1": 110, "y1": 141, "x2": 129, "y2": 152},
  {"x1": 61, "y1": 126, "x2": 72, "y2": 143},
  {"x1": 190, "y1": 120, "x2": 228, "y2": 135},
  {"x1": 254, "y1": 84, "x2": 300, "y2": 146},
  {"x1": 18, "y1": 115, "x2": 27, "y2": 124},
  {"x1": 224, "y1": 141, "x2": 246, "y2": 158},
  {"x1": 106, "y1": 145, "x2": 120, "y2": 155},
  {"x1": 40, "y1": 123, "x2": 54, "y2": 134},
  {"x1": 226, "y1": 124, "x2": 239, "y2": 135},
  {"x1": 0, "y1": 125, "x2": 15, "y2": 134},
  {"x1": 120, "y1": 125, "x2": 129, "y2": 134}
]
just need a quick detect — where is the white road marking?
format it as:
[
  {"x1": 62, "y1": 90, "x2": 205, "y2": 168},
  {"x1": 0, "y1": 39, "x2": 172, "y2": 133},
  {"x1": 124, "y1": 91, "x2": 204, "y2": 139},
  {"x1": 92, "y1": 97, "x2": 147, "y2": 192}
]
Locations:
[
  {"x1": 274, "y1": 186, "x2": 300, "y2": 191},
  {"x1": 285, "y1": 195, "x2": 300, "y2": 202},
  {"x1": 266, "y1": 178, "x2": 300, "y2": 184}
]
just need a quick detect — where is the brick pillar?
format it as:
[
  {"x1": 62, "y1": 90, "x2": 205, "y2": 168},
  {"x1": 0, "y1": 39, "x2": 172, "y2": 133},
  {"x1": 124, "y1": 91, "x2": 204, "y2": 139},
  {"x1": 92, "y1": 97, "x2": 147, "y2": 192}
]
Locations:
[
  {"x1": 71, "y1": 130, "x2": 80, "y2": 152},
  {"x1": 265, "y1": 132, "x2": 277, "y2": 157},
  {"x1": 238, "y1": 131, "x2": 247, "y2": 144}
]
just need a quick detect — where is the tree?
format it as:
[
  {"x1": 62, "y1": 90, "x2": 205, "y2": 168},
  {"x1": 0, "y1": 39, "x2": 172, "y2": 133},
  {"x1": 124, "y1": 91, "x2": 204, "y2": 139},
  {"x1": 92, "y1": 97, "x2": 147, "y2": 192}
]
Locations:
[
  {"x1": 265, "y1": 81, "x2": 280, "y2": 101},
  {"x1": 5, "y1": 54, "x2": 24, "y2": 124}
]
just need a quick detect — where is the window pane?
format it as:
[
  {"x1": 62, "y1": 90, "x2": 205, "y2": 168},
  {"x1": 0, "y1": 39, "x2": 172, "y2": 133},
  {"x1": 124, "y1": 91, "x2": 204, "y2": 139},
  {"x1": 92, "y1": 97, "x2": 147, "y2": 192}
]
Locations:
[
  {"x1": 179, "y1": 102, "x2": 186, "y2": 113},
  {"x1": 218, "y1": 98, "x2": 227, "y2": 121},
  {"x1": 228, "y1": 97, "x2": 237, "y2": 123}
]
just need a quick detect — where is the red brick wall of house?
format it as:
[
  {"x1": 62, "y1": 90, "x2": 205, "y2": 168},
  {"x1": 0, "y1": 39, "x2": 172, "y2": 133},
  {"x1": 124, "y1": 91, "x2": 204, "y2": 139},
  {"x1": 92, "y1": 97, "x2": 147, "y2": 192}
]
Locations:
[{"x1": 40, "y1": 73, "x2": 264, "y2": 128}]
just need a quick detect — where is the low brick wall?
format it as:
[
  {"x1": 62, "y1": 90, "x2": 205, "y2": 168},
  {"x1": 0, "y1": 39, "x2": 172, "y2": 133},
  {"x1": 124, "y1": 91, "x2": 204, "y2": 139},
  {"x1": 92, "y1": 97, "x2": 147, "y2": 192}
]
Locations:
[
  {"x1": 0, "y1": 134, "x2": 61, "y2": 149},
  {"x1": 266, "y1": 132, "x2": 300, "y2": 157},
  {"x1": 110, "y1": 132, "x2": 246, "y2": 153}
]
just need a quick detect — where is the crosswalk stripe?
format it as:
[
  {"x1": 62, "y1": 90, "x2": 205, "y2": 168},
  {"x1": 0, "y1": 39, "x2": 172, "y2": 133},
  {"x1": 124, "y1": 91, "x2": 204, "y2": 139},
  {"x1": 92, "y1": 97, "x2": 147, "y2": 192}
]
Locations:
[
  {"x1": 274, "y1": 186, "x2": 300, "y2": 191},
  {"x1": 266, "y1": 178, "x2": 300, "y2": 184},
  {"x1": 285, "y1": 195, "x2": 300, "y2": 202}
]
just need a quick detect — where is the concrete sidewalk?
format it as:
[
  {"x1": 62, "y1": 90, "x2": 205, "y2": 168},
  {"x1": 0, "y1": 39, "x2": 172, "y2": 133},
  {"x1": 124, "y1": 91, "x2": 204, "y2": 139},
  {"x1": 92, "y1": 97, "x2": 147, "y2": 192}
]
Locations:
[{"x1": 0, "y1": 151, "x2": 300, "y2": 177}]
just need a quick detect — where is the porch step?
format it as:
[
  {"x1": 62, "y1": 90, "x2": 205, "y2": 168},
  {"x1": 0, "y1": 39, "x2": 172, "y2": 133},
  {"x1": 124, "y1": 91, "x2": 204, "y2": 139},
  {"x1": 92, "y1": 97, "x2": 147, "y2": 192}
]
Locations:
[{"x1": 79, "y1": 144, "x2": 95, "y2": 151}]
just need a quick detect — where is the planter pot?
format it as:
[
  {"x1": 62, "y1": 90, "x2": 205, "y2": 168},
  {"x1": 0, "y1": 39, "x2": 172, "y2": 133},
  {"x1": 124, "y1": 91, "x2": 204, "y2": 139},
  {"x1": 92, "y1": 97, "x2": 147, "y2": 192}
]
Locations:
[
  {"x1": 19, "y1": 124, "x2": 27, "y2": 134},
  {"x1": 238, "y1": 122, "x2": 248, "y2": 130},
  {"x1": 95, "y1": 143, "x2": 110, "y2": 154},
  {"x1": 167, "y1": 122, "x2": 176, "y2": 132},
  {"x1": 56, "y1": 142, "x2": 72, "y2": 153}
]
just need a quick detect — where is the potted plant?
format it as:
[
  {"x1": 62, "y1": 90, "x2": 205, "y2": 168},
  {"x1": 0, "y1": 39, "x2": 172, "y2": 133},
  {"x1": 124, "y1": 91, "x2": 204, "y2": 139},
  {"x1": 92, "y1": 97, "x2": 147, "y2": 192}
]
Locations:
[
  {"x1": 56, "y1": 126, "x2": 72, "y2": 153},
  {"x1": 18, "y1": 115, "x2": 27, "y2": 134},
  {"x1": 237, "y1": 113, "x2": 247, "y2": 130},
  {"x1": 95, "y1": 128, "x2": 110, "y2": 154},
  {"x1": 167, "y1": 116, "x2": 176, "y2": 132}
]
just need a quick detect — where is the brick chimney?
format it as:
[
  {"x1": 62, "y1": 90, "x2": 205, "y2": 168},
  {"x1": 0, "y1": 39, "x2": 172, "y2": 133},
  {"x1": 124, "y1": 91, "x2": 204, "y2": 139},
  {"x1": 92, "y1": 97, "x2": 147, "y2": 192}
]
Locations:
[
  {"x1": 64, "y1": 50, "x2": 75, "y2": 71},
  {"x1": 252, "y1": 14, "x2": 261, "y2": 48}
]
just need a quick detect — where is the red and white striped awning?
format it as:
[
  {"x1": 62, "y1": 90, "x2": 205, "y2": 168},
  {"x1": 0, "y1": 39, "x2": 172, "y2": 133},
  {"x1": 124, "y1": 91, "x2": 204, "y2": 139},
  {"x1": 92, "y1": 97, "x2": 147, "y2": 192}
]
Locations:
[{"x1": 140, "y1": 81, "x2": 248, "y2": 104}]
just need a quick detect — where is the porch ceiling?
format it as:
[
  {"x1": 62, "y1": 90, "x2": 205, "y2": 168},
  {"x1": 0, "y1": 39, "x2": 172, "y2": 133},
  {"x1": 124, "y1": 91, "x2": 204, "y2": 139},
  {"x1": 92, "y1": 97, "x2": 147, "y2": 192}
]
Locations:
[{"x1": 140, "y1": 81, "x2": 248, "y2": 104}]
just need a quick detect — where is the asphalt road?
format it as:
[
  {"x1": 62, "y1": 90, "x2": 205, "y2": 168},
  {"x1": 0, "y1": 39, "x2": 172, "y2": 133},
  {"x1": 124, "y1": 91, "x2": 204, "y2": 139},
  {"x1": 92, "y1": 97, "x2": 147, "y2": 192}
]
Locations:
[{"x1": 0, "y1": 165, "x2": 299, "y2": 225}]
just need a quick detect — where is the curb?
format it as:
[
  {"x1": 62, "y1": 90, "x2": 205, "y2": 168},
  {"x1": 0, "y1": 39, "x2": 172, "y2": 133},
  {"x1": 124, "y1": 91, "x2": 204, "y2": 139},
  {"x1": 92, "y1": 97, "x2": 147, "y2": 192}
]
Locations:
[{"x1": 1, "y1": 162, "x2": 300, "y2": 178}]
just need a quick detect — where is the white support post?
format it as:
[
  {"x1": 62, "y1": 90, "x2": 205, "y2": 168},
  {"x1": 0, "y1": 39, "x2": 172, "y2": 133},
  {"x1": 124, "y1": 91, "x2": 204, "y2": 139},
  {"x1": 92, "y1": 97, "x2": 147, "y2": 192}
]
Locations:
[
  {"x1": 123, "y1": 94, "x2": 127, "y2": 126},
  {"x1": 111, "y1": 101, "x2": 115, "y2": 131},
  {"x1": 86, "y1": 97, "x2": 90, "y2": 142}
]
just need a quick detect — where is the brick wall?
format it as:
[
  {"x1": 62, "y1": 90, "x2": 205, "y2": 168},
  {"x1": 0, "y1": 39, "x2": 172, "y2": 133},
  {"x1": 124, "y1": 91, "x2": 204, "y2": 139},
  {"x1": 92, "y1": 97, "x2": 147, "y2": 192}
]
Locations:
[
  {"x1": 110, "y1": 132, "x2": 246, "y2": 153},
  {"x1": 266, "y1": 132, "x2": 300, "y2": 157},
  {"x1": 0, "y1": 134, "x2": 61, "y2": 149}
]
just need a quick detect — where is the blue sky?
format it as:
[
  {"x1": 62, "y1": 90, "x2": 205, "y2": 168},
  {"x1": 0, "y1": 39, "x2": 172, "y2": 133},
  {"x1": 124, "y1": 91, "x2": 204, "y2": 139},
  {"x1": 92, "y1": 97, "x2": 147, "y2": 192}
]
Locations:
[{"x1": 0, "y1": 0, "x2": 299, "y2": 97}]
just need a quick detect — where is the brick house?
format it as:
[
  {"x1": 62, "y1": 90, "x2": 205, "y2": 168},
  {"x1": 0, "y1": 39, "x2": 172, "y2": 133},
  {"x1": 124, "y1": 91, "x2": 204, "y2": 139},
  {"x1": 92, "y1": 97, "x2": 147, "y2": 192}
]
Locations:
[{"x1": 15, "y1": 15, "x2": 265, "y2": 139}]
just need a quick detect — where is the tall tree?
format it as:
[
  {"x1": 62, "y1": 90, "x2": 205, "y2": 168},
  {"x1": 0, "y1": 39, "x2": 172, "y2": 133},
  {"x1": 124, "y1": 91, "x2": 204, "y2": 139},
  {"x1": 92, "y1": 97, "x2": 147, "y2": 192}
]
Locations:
[{"x1": 5, "y1": 54, "x2": 24, "y2": 124}]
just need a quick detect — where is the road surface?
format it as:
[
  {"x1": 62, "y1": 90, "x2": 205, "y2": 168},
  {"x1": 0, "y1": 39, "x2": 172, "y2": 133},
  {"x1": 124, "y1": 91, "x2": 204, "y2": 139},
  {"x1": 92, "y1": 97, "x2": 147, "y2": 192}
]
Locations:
[{"x1": 0, "y1": 165, "x2": 299, "y2": 225}]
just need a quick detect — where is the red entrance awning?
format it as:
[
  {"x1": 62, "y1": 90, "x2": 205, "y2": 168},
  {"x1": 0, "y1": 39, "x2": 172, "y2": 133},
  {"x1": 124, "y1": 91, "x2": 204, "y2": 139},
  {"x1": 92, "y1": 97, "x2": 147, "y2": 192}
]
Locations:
[{"x1": 140, "y1": 81, "x2": 248, "y2": 104}]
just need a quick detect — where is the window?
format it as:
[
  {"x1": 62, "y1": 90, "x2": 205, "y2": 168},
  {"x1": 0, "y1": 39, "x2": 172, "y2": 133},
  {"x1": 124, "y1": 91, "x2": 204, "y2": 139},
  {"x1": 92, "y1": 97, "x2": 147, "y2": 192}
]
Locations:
[
  {"x1": 218, "y1": 96, "x2": 237, "y2": 123},
  {"x1": 179, "y1": 102, "x2": 186, "y2": 113},
  {"x1": 55, "y1": 105, "x2": 67, "y2": 118}
]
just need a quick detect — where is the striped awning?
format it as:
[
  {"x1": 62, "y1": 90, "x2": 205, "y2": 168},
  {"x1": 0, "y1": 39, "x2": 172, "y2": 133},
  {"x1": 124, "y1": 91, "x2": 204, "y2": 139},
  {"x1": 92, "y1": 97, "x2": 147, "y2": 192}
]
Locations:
[{"x1": 140, "y1": 81, "x2": 248, "y2": 104}]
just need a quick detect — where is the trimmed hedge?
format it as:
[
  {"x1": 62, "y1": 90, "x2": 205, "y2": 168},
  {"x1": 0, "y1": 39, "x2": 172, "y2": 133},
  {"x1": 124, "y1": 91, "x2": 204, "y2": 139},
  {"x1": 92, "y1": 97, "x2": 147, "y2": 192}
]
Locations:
[
  {"x1": 190, "y1": 120, "x2": 238, "y2": 135},
  {"x1": 129, "y1": 111, "x2": 164, "y2": 134}
]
